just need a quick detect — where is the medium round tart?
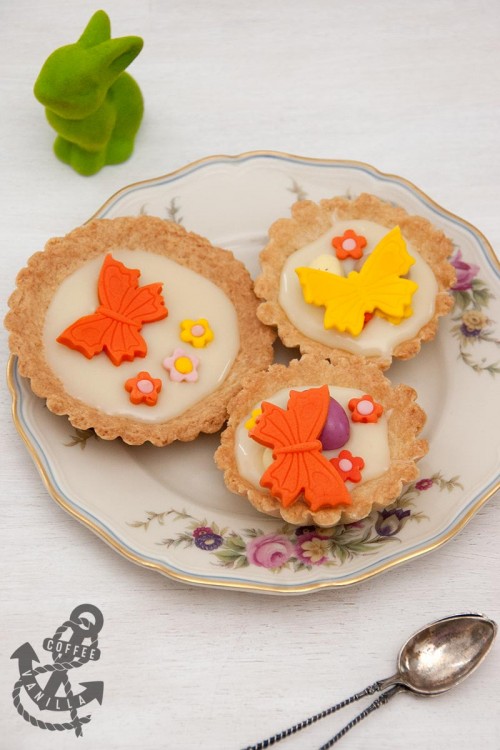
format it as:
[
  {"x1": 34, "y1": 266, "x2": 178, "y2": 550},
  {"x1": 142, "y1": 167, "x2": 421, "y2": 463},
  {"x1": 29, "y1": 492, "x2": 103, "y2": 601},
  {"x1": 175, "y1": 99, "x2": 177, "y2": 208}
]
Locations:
[
  {"x1": 215, "y1": 355, "x2": 428, "y2": 527},
  {"x1": 6, "y1": 215, "x2": 275, "y2": 445},
  {"x1": 255, "y1": 193, "x2": 456, "y2": 369}
]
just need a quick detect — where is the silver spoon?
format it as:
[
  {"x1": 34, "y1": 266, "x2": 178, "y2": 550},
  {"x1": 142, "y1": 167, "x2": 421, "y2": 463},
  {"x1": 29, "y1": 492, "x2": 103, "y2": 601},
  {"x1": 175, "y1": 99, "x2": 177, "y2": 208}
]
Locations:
[{"x1": 243, "y1": 613, "x2": 496, "y2": 750}]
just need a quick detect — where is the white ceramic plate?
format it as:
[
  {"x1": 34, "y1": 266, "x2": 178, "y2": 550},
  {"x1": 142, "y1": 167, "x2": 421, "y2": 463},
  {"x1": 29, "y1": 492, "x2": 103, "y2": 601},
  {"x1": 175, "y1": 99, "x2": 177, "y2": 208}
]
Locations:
[{"x1": 9, "y1": 152, "x2": 500, "y2": 594}]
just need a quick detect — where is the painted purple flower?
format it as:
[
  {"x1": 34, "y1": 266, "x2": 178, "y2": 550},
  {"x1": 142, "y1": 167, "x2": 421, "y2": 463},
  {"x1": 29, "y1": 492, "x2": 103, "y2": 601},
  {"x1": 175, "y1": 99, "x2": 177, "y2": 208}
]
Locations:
[
  {"x1": 450, "y1": 250, "x2": 480, "y2": 291},
  {"x1": 194, "y1": 531, "x2": 223, "y2": 551},
  {"x1": 246, "y1": 534, "x2": 294, "y2": 568},
  {"x1": 415, "y1": 478, "x2": 434, "y2": 491},
  {"x1": 460, "y1": 325, "x2": 482, "y2": 338},
  {"x1": 375, "y1": 508, "x2": 411, "y2": 537},
  {"x1": 295, "y1": 532, "x2": 330, "y2": 565}
]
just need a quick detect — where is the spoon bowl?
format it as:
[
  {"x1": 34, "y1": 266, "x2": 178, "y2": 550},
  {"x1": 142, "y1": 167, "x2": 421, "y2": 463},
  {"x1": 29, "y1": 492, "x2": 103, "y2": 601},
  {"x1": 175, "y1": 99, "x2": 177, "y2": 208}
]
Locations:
[
  {"x1": 396, "y1": 613, "x2": 497, "y2": 695},
  {"x1": 380, "y1": 614, "x2": 497, "y2": 695}
]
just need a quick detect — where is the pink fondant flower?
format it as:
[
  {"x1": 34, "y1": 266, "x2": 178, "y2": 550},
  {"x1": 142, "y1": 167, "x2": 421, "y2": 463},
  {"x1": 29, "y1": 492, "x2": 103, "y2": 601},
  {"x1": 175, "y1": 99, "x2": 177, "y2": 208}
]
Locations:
[
  {"x1": 246, "y1": 534, "x2": 294, "y2": 569},
  {"x1": 163, "y1": 348, "x2": 199, "y2": 382}
]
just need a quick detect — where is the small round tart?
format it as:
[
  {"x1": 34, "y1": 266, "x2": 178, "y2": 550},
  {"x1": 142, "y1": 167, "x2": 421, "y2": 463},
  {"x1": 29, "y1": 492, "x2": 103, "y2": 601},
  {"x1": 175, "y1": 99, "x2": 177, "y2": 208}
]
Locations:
[
  {"x1": 6, "y1": 216, "x2": 275, "y2": 445},
  {"x1": 215, "y1": 356, "x2": 427, "y2": 527},
  {"x1": 255, "y1": 193, "x2": 456, "y2": 369}
]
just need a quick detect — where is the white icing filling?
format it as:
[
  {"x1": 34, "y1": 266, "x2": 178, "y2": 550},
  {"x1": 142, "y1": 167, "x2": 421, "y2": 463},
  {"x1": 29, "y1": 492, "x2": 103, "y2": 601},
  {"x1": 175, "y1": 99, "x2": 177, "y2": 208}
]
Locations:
[
  {"x1": 235, "y1": 385, "x2": 390, "y2": 493},
  {"x1": 279, "y1": 219, "x2": 438, "y2": 358},
  {"x1": 43, "y1": 249, "x2": 240, "y2": 423}
]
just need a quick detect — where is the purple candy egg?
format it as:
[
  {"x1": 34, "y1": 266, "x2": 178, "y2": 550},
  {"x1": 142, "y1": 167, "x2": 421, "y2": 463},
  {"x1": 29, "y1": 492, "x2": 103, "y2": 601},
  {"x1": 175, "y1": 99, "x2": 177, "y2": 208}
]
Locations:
[{"x1": 319, "y1": 397, "x2": 350, "y2": 450}]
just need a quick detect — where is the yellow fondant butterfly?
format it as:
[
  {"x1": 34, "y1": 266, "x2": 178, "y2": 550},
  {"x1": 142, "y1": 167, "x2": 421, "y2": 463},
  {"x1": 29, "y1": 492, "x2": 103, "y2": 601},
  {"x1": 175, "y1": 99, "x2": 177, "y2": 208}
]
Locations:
[{"x1": 295, "y1": 226, "x2": 418, "y2": 336}]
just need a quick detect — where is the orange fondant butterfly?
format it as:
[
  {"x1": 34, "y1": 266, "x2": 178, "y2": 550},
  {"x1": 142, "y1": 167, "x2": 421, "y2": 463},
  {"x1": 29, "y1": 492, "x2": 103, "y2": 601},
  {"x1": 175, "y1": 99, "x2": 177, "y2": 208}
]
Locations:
[
  {"x1": 249, "y1": 385, "x2": 351, "y2": 512},
  {"x1": 57, "y1": 254, "x2": 168, "y2": 366}
]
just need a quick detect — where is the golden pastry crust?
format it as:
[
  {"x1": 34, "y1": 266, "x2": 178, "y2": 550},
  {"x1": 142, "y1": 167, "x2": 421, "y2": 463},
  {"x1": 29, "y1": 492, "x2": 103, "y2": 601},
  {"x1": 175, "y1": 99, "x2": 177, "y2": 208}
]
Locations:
[
  {"x1": 215, "y1": 355, "x2": 428, "y2": 527},
  {"x1": 255, "y1": 193, "x2": 456, "y2": 369},
  {"x1": 6, "y1": 215, "x2": 275, "y2": 446}
]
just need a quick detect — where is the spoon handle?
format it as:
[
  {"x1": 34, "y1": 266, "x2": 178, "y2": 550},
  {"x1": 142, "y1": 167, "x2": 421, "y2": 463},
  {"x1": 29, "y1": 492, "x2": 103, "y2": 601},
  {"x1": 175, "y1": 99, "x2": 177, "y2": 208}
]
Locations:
[
  {"x1": 241, "y1": 680, "x2": 387, "y2": 750},
  {"x1": 317, "y1": 685, "x2": 403, "y2": 749}
]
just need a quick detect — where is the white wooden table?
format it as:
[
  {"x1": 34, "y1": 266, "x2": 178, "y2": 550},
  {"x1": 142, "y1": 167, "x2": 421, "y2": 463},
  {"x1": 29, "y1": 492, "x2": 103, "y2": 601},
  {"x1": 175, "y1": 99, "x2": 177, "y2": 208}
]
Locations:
[{"x1": 1, "y1": 1, "x2": 499, "y2": 748}]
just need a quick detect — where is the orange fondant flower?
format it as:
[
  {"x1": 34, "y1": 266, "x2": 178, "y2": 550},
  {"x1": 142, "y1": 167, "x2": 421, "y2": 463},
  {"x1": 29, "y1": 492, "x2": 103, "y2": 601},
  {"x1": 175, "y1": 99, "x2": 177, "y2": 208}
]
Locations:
[
  {"x1": 348, "y1": 394, "x2": 383, "y2": 423},
  {"x1": 180, "y1": 318, "x2": 214, "y2": 348},
  {"x1": 330, "y1": 450, "x2": 365, "y2": 483},
  {"x1": 124, "y1": 371, "x2": 162, "y2": 406},
  {"x1": 332, "y1": 229, "x2": 367, "y2": 260}
]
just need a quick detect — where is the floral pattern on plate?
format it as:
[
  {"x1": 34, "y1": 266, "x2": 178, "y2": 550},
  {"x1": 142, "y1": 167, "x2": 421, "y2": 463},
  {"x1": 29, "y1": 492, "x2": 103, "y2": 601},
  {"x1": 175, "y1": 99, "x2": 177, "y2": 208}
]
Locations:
[
  {"x1": 129, "y1": 473, "x2": 462, "y2": 572},
  {"x1": 449, "y1": 250, "x2": 500, "y2": 375}
]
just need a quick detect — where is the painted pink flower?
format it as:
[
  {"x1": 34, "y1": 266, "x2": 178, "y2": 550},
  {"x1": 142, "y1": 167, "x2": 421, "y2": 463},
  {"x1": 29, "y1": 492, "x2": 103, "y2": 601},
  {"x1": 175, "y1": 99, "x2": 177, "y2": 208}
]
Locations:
[
  {"x1": 246, "y1": 534, "x2": 294, "y2": 568},
  {"x1": 450, "y1": 251, "x2": 480, "y2": 291},
  {"x1": 415, "y1": 478, "x2": 434, "y2": 491},
  {"x1": 193, "y1": 526, "x2": 213, "y2": 538},
  {"x1": 295, "y1": 532, "x2": 330, "y2": 565}
]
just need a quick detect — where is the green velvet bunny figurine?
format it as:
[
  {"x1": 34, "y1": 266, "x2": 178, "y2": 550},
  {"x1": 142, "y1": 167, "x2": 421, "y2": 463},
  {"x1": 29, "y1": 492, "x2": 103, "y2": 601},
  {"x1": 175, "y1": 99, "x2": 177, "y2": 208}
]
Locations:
[{"x1": 34, "y1": 10, "x2": 144, "y2": 175}]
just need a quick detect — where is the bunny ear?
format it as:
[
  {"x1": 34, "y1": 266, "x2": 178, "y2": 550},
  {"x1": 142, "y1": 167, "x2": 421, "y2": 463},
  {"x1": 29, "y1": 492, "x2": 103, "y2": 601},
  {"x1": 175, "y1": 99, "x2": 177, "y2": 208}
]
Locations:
[
  {"x1": 97, "y1": 36, "x2": 144, "y2": 76},
  {"x1": 79, "y1": 10, "x2": 111, "y2": 47}
]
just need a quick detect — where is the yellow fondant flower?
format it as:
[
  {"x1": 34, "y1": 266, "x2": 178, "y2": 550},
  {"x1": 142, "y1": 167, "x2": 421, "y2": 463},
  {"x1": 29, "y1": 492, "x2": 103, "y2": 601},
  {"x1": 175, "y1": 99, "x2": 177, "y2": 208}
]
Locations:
[
  {"x1": 180, "y1": 318, "x2": 214, "y2": 348},
  {"x1": 245, "y1": 407, "x2": 262, "y2": 430}
]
